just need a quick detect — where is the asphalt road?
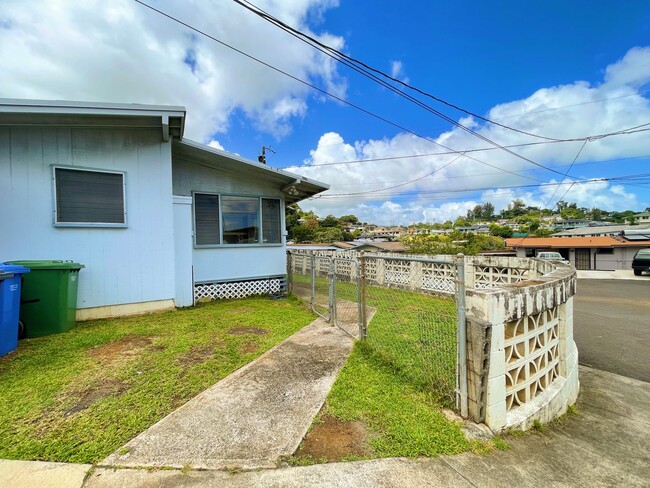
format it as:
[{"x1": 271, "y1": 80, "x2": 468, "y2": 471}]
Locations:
[{"x1": 574, "y1": 279, "x2": 650, "y2": 382}]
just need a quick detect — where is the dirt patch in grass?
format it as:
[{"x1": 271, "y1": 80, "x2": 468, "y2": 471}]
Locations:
[
  {"x1": 228, "y1": 327, "x2": 268, "y2": 336},
  {"x1": 239, "y1": 341, "x2": 259, "y2": 354},
  {"x1": 87, "y1": 335, "x2": 153, "y2": 364},
  {"x1": 295, "y1": 415, "x2": 372, "y2": 462},
  {"x1": 179, "y1": 345, "x2": 215, "y2": 370},
  {"x1": 65, "y1": 378, "x2": 128, "y2": 416}
]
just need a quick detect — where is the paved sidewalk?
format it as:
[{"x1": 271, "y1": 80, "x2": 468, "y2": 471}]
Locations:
[
  {"x1": 102, "y1": 317, "x2": 353, "y2": 470},
  {"x1": 576, "y1": 269, "x2": 648, "y2": 280}
]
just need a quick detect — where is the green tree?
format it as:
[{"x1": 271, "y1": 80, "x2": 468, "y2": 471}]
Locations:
[
  {"x1": 339, "y1": 215, "x2": 360, "y2": 224},
  {"x1": 489, "y1": 224, "x2": 513, "y2": 238},
  {"x1": 313, "y1": 227, "x2": 345, "y2": 243},
  {"x1": 291, "y1": 225, "x2": 314, "y2": 243},
  {"x1": 320, "y1": 214, "x2": 340, "y2": 228}
]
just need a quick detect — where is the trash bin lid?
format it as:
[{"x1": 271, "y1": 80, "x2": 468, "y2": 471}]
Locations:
[
  {"x1": 0, "y1": 271, "x2": 14, "y2": 280},
  {"x1": 0, "y1": 263, "x2": 31, "y2": 275},
  {"x1": 4, "y1": 260, "x2": 84, "y2": 271}
]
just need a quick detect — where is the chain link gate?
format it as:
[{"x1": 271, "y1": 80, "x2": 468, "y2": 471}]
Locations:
[
  {"x1": 332, "y1": 257, "x2": 363, "y2": 339},
  {"x1": 287, "y1": 250, "x2": 468, "y2": 415}
]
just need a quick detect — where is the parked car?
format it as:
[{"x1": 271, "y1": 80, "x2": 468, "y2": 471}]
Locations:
[
  {"x1": 631, "y1": 248, "x2": 650, "y2": 276},
  {"x1": 536, "y1": 251, "x2": 570, "y2": 264}
]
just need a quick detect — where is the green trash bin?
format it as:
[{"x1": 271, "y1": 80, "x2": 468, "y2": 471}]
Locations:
[{"x1": 5, "y1": 260, "x2": 85, "y2": 338}]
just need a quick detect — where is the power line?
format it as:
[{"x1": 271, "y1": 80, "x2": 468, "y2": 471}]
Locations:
[
  {"x1": 234, "y1": 0, "x2": 584, "y2": 179},
  {"x1": 279, "y1": 126, "x2": 650, "y2": 169},
  {"x1": 234, "y1": 0, "x2": 564, "y2": 142},
  {"x1": 133, "y1": 0, "x2": 550, "y2": 183},
  {"x1": 543, "y1": 140, "x2": 588, "y2": 210},
  {"x1": 276, "y1": 91, "x2": 649, "y2": 158},
  {"x1": 312, "y1": 172, "x2": 650, "y2": 200},
  {"x1": 324, "y1": 153, "x2": 650, "y2": 188}
]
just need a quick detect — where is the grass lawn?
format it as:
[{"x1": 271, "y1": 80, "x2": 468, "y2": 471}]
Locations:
[{"x1": 0, "y1": 296, "x2": 314, "y2": 464}]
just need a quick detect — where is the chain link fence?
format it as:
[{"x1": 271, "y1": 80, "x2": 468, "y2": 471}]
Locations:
[
  {"x1": 287, "y1": 250, "x2": 464, "y2": 410},
  {"x1": 362, "y1": 265, "x2": 458, "y2": 407}
]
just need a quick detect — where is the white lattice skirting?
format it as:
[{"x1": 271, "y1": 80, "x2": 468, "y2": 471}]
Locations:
[{"x1": 194, "y1": 278, "x2": 285, "y2": 301}]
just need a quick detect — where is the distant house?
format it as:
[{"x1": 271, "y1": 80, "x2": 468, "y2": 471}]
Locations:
[
  {"x1": 553, "y1": 219, "x2": 590, "y2": 231},
  {"x1": 634, "y1": 211, "x2": 650, "y2": 224},
  {"x1": 553, "y1": 224, "x2": 650, "y2": 238},
  {"x1": 0, "y1": 99, "x2": 328, "y2": 319},
  {"x1": 506, "y1": 236, "x2": 650, "y2": 270},
  {"x1": 456, "y1": 224, "x2": 490, "y2": 234}
]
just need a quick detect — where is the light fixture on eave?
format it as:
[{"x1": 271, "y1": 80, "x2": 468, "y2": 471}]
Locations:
[{"x1": 282, "y1": 179, "x2": 301, "y2": 197}]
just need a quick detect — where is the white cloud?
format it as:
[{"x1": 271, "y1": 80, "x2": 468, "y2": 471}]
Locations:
[
  {"x1": 289, "y1": 46, "x2": 650, "y2": 223},
  {"x1": 390, "y1": 60, "x2": 409, "y2": 84},
  {"x1": 207, "y1": 139, "x2": 224, "y2": 151},
  {"x1": 0, "y1": 0, "x2": 345, "y2": 142}
]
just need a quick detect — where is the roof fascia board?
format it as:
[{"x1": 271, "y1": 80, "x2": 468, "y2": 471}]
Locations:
[
  {"x1": 0, "y1": 98, "x2": 186, "y2": 119},
  {"x1": 176, "y1": 138, "x2": 329, "y2": 191}
]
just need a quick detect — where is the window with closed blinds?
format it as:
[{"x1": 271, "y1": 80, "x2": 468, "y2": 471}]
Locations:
[
  {"x1": 262, "y1": 198, "x2": 281, "y2": 243},
  {"x1": 54, "y1": 167, "x2": 126, "y2": 225},
  {"x1": 194, "y1": 193, "x2": 221, "y2": 245}
]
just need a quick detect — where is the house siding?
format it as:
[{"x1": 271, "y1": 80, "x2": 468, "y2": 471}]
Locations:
[
  {"x1": 0, "y1": 127, "x2": 175, "y2": 309},
  {"x1": 172, "y1": 158, "x2": 287, "y2": 283}
]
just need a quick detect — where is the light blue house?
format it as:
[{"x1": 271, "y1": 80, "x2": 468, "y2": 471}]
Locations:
[{"x1": 0, "y1": 99, "x2": 328, "y2": 320}]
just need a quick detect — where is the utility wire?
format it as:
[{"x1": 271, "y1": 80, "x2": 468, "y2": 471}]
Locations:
[
  {"x1": 543, "y1": 140, "x2": 588, "y2": 210},
  {"x1": 276, "y1": 91, "x2": 649, "y2": 158},
  {"x1": 233, "y1": 0, "x2": 577, "y2": 178},
  {"x1": 234, "y1": 0, "x2": 562, "y2": 142},
  {"x1": 325, "y1": 153, "x2": 650, "y2": 188},
  {"x1": 280, "y1": 126, "x2": 650, "y2": 169},
  {"x1": 329, "y1": 153, "x2": 467, "y2": 197},
  {"x1": 311, "y1": 172, "x2": 650, "y2": 200},
  {"x1": 133, "y1": 0, "x2": 546, "y2": 183}
]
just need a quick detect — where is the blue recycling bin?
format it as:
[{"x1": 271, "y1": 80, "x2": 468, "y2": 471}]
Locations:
[{"x1": 0, "y1": 264, "x2": 30, "y2": 357}]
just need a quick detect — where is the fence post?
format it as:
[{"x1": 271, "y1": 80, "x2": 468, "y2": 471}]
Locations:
[
  {"x1": 456, "y1": 253, "x2": 469, "y2": 418},
  {"x1": 328, "y1": 258, "x2": 336, "y2": 322},
  {"x1": 310, "y1": 253, "x2": 316, "y2": 312},
  {"x1": 358, "y1": 252, "x2": 367, "y2": 340},
  {"x1": 286, "y1": 251, "x2": 293, "y2": 295}
]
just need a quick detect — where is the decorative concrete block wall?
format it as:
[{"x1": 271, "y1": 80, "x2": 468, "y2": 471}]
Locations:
[{"x1": 465, "y1": 260, "x2": 578, "y2": 431}]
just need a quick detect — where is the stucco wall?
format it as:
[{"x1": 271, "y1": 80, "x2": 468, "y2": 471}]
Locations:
[
  {"x1": 0, "y1": 127, "x2": 175, "y2": 309},
  {"x1": 172, "y1": 158, "x2": 287, "y2": 283}
]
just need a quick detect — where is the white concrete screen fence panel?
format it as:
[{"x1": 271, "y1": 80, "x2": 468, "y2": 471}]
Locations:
[
  {"x1": 287, "y1": 250, "x2": 578, "y2": 432},
  {"x1": 465, "y1": 258, "x2": 578, "y2": 431}
]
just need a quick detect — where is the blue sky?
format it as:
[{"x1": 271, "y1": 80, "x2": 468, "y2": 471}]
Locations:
[{"x1": 1, "y1": 0, "x2": 649, "y2": 224}]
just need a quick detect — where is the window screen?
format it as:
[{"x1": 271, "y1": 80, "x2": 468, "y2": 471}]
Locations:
[
  {"x1": 261, "y1": 198, "x2": 281, "y2": 244},
  {"x1": 55, "y1": 167, "x2": 125, "y2": 224},
  {"x1": 194, "y1": 193, "x2": 221, "y2": 245}
]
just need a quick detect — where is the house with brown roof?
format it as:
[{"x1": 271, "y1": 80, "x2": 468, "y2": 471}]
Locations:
[{"x1": 505, "y1": 236, "x2": 650, "y2": 270}]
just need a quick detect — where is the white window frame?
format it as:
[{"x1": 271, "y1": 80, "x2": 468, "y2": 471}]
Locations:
[
  {"x1": 192, "y1": 192, "x2": 283, "y2": 248},
  {"x1": 52, "y1": 165, "x2": 127, "y2": 228}
]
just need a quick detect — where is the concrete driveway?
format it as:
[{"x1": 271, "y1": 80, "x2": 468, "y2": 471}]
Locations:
[{"x1": 574, "y1": 279, "x2": 649, "y2": 382}]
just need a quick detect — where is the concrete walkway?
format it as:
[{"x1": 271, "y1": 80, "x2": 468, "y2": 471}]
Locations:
[{"x1": 102, "y1": 317, "x2": 354, "y2": 470}]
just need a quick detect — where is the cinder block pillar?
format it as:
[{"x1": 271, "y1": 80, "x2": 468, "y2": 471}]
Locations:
[
  {"x1": 410, "y1": 261, "x2": 422, "y2": 291},
  {"x1": 558, "y1": 296, "x2": 574, "y2": 377},
  {"x1": 376, "y1": 258, "x2": 385, "y2": 286}
]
